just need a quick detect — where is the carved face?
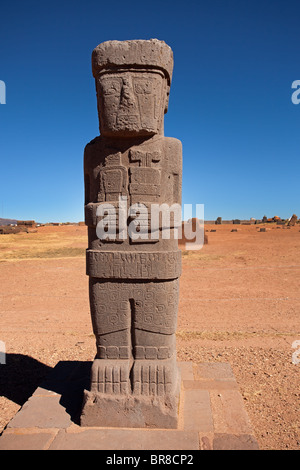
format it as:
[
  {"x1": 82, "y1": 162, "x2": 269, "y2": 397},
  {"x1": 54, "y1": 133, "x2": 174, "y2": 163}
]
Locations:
[{"x1": 95, "y1": 70, "x2": 167, "y2": 137}]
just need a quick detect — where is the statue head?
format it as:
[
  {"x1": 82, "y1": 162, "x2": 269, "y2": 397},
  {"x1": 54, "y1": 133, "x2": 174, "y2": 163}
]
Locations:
[{"x1": 92, "y1": 39, "x2": 173, "y2": 137}]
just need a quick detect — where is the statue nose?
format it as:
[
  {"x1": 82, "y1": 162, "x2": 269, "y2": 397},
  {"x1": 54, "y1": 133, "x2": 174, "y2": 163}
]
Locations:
[{"x1": 120, "y1": 78, "x2": 136, "y2": 107}]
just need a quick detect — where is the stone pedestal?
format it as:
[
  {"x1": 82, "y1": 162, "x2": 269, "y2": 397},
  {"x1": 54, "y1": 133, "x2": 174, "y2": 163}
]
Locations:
[
  {"x1": 81, "y1": 362, "x2": 181, "y2": 428},
  {"x1": 0, "y1": 361, "x2": 259, "y2": 450}
]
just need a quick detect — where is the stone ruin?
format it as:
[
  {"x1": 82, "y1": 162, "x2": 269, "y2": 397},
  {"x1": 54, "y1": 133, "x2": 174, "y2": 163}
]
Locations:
[
  {"x1": 0, "y1": 220, "x2": 36, "y2": 235},
  {"x1": 80, "y1": 39, "x2": 182, "y2": 428},
  {"x1": 288, "y1": 214, "x2": 298, "y2": 226}
]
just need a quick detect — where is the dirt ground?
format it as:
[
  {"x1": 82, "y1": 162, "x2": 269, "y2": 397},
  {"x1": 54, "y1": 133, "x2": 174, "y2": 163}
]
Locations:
[{"x1": 0, "y1": 223, "x2": 299, "y2": 450}]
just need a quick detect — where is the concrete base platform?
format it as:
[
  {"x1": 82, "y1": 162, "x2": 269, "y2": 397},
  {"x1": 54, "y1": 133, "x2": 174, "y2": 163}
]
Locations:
[{"x1": 0, "y1": 361, "x2": 259, "y2": 450}]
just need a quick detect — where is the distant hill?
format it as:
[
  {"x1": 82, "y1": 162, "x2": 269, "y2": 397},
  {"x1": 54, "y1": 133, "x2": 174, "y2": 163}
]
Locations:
[{"x1": 0, "y1": 218, "x2": 18, "y2": 226}]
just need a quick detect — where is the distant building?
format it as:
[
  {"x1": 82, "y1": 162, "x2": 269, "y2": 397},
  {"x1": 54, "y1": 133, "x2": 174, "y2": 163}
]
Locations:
[{"x1": 17, "y1": 220, "x2": 36, "y2": 228}]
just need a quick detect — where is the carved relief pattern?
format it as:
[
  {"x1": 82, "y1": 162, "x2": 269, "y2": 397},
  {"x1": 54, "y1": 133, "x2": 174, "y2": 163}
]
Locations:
[{"x1": 90, "y1": 279, "x2": 179, "y2": 335}]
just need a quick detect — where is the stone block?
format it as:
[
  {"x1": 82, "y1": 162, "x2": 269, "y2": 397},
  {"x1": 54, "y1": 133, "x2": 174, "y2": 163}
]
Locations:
[
  {"x1": 0, "y1": 431, "x2": 57, "y2": 451},
  {"x1": 183, "y1": 389, "x2": 214, "y2": 432},
  {"x1": 7, "y1": 395, "x2": 72, "y2": 429},
  {"x1": 210, "y1": 390, "x2": 254, "y2": 434},
  {"x1": 213, "y1": 433, "x2": 259, "y2": 450},
  {"x1": 49, "y1": 429, "x2": 199, "y2": 450},
  {"x1": 194, "y1": 362, "x2": 235, "y2": 380}
]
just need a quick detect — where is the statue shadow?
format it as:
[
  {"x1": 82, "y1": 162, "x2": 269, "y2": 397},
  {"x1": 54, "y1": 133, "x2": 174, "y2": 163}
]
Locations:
[
  {"x1": 0, "y1": 354, "x2": 91, "y2": 427},
  {"x1": 0, "y1": 354, "x2": 51, "y2": 406}
]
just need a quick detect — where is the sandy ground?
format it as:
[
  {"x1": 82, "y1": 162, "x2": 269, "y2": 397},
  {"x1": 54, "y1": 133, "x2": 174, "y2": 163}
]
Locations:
[{"x1": 0, "y1": 223, "x2": 299, "y2": 449}]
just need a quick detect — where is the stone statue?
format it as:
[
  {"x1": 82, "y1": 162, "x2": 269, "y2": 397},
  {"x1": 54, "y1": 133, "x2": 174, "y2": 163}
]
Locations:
[{"x1": 81, "y1": 39, "x2": 182, "y2": 428}]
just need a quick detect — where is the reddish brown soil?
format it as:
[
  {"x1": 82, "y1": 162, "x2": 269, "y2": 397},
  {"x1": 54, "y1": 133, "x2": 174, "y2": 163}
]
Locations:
[{"x1": 0, "y1": 224, "x2": 299, "y2": 449}]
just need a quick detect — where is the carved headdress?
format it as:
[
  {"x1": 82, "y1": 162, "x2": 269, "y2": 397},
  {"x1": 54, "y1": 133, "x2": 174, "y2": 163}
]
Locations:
[{"x1": 92, "y1": 39, "x2": 173, "y2": 85}]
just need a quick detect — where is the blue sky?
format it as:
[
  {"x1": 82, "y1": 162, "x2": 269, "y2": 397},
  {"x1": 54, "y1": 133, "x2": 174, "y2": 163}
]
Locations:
[{"x1": 0, "y1": 0, "x2": 299, "y2": 222}]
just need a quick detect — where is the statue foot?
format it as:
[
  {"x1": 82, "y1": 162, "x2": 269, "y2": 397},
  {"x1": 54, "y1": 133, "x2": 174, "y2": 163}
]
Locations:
[
  {"x1": 90, "y1": 358, "x2": 132, "y2": 395},
  {"x1": 131, "y1": 358, "x2": 179, "y2": 396}
]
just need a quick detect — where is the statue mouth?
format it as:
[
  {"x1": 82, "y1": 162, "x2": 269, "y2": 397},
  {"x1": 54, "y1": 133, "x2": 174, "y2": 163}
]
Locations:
[{"x1": 116, "y1": 114, "x2": 139, "y2": 127}]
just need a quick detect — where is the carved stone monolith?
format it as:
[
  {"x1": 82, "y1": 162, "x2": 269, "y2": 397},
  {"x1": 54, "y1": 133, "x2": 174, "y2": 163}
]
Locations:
[{"x1": 80, "y1": 39, "x2": 182, "y2": 428}]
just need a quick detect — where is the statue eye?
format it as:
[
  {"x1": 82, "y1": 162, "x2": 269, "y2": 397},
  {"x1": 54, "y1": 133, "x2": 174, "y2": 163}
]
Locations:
[
  {"x1": 134, "y1": 79, "x2": 152, "y2": 94},
  {"x1": 101, "y1": 79, "x2": 121, "y2": 95}
]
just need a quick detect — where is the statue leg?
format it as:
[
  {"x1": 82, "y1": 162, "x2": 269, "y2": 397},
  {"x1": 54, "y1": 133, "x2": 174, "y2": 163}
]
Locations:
[
  {"x1": 89, "y1": 279, "x2": 132, "y2": 394},
  {"x1": 131, "y1": 279, "x2": 179, "y2": 397},
  {"x1": 81, "y1": 278, "x2": 181, "y2": 428}
]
